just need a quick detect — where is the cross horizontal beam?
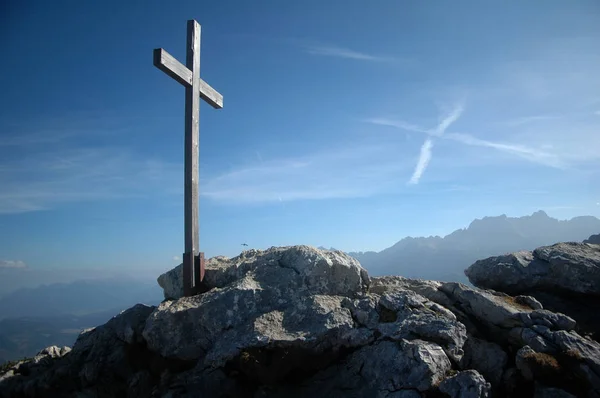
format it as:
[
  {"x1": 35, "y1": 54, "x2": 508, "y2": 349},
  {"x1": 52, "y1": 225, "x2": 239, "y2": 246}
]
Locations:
[{"x1": 153, "y1": 48, "x2": 224, "y2": 109}]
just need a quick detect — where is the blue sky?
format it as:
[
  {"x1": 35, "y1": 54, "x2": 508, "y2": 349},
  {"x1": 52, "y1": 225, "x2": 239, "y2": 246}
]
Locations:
[{"x1": 1, "y1": 1, "x2": 599, "y2": 277}]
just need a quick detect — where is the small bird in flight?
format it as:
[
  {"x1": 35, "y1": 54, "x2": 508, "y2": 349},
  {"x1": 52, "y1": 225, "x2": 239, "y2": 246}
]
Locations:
[{"x1": 241, "y1": 243, "x2": 248, "y2": 247}]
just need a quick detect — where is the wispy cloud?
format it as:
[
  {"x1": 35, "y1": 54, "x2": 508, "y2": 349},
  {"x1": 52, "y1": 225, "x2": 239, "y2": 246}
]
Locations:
[
  {"x1": 0, "y1": 130, "x2": 79, "y2": 146},
  {"x1": 366, "y1": 103, "x2": 568, "y2": 170},
  {"x1": 0, "y1": 147, "x2": 181, "y2": 214},
  {"x1": 405, "y1": 103, "x2": 464, "y2": 184},
  {"x1": 443, "y1": 133, "x2": 565, "y2": 168},
  {"x1": 432, "y1": 104, "x2": 465, "y2": 136},
  {"x1": 304, "y1": 44, "x2": 403, "y2": 64},
  {"x1": 0, "y1": 260, "x2": 27, "y2": 269},
  {"x1": 0, "y1": 114, "x2": 183, "y2": 213},
  {"x1": 0, "y1": 111, "x2": 144, "y2": 147},
  {"x1": 505, "y1": 115, "x2": 562, "y2": 127},
  {"x1": 409, "y1": 139, "x2": 434, "y2": 185},
  {"x1": 394, "y1": 37, "x2": 600, "y2": 175},
  {"x1": 495, "y1": 37, "x2": 600, "y2": 104},
  {"x1": 172, "y1": 256, "x2": 181, "y2": 262},
  {"x1": 364, "y1": 118, "x2": 429, "y2": 134},
  {"x1": 0, "y1": 127, "x2": 131, "y2": 147},
  {"x1": 366, "y1": 103, "x2": 464, "y2": 139},
  {"x1": 202, "y1": 144, "x2": 413, "y2": 204}
]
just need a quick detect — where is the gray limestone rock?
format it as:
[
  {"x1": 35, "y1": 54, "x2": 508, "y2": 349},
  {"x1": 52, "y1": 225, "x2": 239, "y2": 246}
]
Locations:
[
  {"x1": 0, "y1": 345, "x2": 71, "y2": 385},
  {"x1": 158, "y1": 246, "x2": 369, "y2": 300},
  {"x1": 439, "y1": 369, "x2": 491, "y2": 398},
  {"x1": 144, "y1": 247, "x2": 466, "y2": 373},
  {"x1": 257, "y1": 339, "x2": 452, "y2": 398},
  {"x1": 459, "y1": 337, "x2": 507, "y2": 387},
  {"x1": 515, "y1": 345, "x2": 541, "y2": 381},
  {"x1": 515, "y1": 338, "x2": 600, "y2": 398},
  {"x1": 466, "y1": 242, "x2": 600, "y2": 296},
  {"x1": 465, "y1": 242, "x2": 600, "y2": 340}
]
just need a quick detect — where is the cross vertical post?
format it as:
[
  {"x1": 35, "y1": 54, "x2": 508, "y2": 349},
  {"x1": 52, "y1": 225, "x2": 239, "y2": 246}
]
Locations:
[
  {"x1": 184, "y1": 20, "x2": 200, "y2": 298},
  {"x1": 153, "y1": 20, "x2": 224, "y2": 297}
]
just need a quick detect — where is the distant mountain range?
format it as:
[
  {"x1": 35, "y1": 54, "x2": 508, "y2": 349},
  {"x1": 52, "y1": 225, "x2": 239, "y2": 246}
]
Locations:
[
  {"x1": 0, "y1": 278, "x2": 163, "y2": 320},
  {"x1": 347, "y1": 210, "x2": 600, "y2": 282},
  {"x1": 0, "y1": 309, "x2": 119, "y2": 365},
  {"x1": 0, "y1": 278, "x2": 164, "y2": 364}
]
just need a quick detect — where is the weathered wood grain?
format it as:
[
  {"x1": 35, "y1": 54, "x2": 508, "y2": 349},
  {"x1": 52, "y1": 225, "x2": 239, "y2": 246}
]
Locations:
[
  {"x1": 199, "y1": 79, "x2": 224, "y2": 109},
  {"x1": 153, "y1": 48, "x2": 223, "y2": 109},
  {"x1": 153, "y1": 48, "x2": 191, "y2": 87},
  {"x1": 181, "y1": 19, "x2": 201, "y2": 296}
]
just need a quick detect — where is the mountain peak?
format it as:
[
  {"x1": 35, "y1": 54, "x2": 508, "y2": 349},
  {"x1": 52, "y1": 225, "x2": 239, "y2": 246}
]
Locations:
[
  {"x1": 467, "y1": 214, "x2": 509, "y2": 230},
  {"x1": 465, "y1": 211, "x2": 553, "y2": 231},
  {"x1": 350, "y1": 211, "x2": 600, "y2": 281},
  {"x1": 531, "y1": 210, "x2": 550, "y2": 218}
]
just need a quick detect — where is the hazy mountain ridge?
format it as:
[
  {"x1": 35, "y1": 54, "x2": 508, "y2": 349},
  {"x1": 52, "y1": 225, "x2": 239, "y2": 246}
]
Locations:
[
  {"x1": 0, "y1": 309, "x2": 119, "y2": 365},
  {"x1": 0, "y1": 278, "x2": 163, "y2": 320},
  {"x1": 348, "y1": 210, "x2": 600, "y2": 282},
  {"x1": 0, "y1": 278, "x2": 164, "y2": 363}
]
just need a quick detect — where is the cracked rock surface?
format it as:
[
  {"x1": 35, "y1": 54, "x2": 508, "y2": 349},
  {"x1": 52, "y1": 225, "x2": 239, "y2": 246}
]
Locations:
[
  {"x1": 1, "y1": 245, "x2": 599, "y2": 397},
  {"x1": 466, "y1": 242, "x2": 600, "y2": 339}
]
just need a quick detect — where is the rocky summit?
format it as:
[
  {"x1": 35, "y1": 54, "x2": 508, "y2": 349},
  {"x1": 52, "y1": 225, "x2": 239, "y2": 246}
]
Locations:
[
  {"x1": 585, "y1": 234, "x2": 600, "y2": 245},
  {"x1": 1, "y1": 245, "x2": 599, "y2": 397},
  {"x1": 466, "y1": 241, "x2": 600, "y2": 341}
]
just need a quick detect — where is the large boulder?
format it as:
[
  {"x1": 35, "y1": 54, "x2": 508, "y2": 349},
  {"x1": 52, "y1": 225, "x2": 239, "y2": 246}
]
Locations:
[
  {"x1": 465, "y1": 242, "x2": 600, "y2": 296},
  {"x1": 459, "y1": 337, "x2": 507, "y2": 386},
  {"x1": 584, "y1": 234, "x2": 600, "y2": 245},
  {"x1": 144, "y1": 246, "x2": 468, "y2": 391},
  {"x1": 465, "y1": 242, "x2": 600, "y2": 339},
  {"x1": 252, "y1": 339, "x2": 453, "y2": 398},
  {"x1": 439, "y1": 370, "x2": 491, "y2": 398},
  {"x1": 157, "y1": 246, "x2": 370, "y2": 300}
]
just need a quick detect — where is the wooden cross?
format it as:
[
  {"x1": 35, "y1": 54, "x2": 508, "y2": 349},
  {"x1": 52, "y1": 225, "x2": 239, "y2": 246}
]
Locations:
[{"x1": 153, "y1": 20, "x2": 223, "y2": 297}]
